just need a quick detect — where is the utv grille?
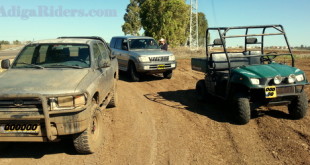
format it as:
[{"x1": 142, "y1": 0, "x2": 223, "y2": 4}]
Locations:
[
  {"x1": 277, "y1": 86, "x2": 295, "y2": 95},
  {"x1": 149, "y1": 56, "x2": 169, "y2": 62},
  {"x1": 0, "y1": 98, "x2": 42, "y2": 108}
]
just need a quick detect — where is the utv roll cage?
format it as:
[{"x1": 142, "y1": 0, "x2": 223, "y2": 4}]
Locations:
[{"x1": 206, "y1": 24, "x2": 294, "y2": 67}]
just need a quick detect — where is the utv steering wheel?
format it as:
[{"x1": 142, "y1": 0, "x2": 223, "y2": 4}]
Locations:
[{"x1": 261, "y1": 52, "x2": 278, "y2": 63}]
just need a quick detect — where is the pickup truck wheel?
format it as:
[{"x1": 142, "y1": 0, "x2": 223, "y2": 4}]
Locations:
[
  {"x1": 163, "y1": 70, "x2": 173, "y2": 79},
  {"x1": 288, "y1": 91, "x2": 308, "y2": 119},
  {"x1": 196, "y1": 80, "x2": 207, "y2": 101},
  {"x1": 107, "y1": 80, "x2": 118, "y2": 108},
  {"x1": 73, "y1": 101, "x2": 103, "y2": 154},
  {"x1": 232, "y1": 92, "x2": 251, "y2": 124},
  {"x1": 129, "y1": 63, "x2": 140, "y2": 82}
]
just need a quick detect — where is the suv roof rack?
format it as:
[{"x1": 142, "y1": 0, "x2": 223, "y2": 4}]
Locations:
[{"x1": 57, "y1": 36, "x2": 107, "y2": 43}]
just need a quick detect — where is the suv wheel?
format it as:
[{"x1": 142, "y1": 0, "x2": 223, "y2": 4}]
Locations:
[
  {"x1": 129, "y1": 62, "x2": 140, "y2": 82},
  {"x1": 107, "y1": 79, "x2": 118, "y2": 108},
  {"x1": 288, "y1": 91, "x2": 308, "y2": 119},
  {"x1": 163, "y1": 70, "x2": 173, "y2": 79},
  {"x1": 232, "y1": 92, "x2": 251, "y2": 124},
  {"x1": 73, "y1": 100, "x2": 103, "y2": 154},
  {"x1": 196, "y1": 80, "x2": 207, "y2": 101}
]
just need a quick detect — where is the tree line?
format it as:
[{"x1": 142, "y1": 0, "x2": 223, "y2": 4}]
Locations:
[{"x1": 121, "y1": 0, "x2": 208, "y2": 47}]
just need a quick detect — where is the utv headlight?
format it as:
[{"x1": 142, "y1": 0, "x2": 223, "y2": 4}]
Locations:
[
  {"x1": 296, "y1": 74, "x2": 305, "y2": 82},
  {"x1": 287, "y1": 74, "x2": 296, "y2": 84},
  {"x1": 169, "y1": 55, "x2": 175, "y2": 61},
  {"x1": 250, "y1": 78, "x2": 260, "y2": 85},
  {"x1": 50, "y1": 94, "x2": 87, "y2": 110},
  {"x1": 138, "y1": 56, "x2": 150, "y2": 62},
  {"x1": 273, "y1": 75, "x2": 282, "y2": 85}
]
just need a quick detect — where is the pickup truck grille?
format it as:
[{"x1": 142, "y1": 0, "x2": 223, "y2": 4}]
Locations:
[
  {"x1": 149, "y1": 56, "x2": 169, "y2": 62},
  {"x1": 0, "y1": 98, "x2": 42, "y2": 108}
]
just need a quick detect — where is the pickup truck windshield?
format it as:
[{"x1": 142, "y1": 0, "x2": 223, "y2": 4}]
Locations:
[
  {"x1": 12, "y1": 44, "x2": 91, "y2": 69},
  {"x1": 129, "y1": 39, "x2": 160, "y2": 50}
]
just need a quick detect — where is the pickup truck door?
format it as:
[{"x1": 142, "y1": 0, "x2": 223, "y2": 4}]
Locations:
[
  {"x1": 98, "y1": 42, "x2": 114, "y2": 92},
  {"x1": 92, "y1": 42, "x2": 109, "y2": 101}
]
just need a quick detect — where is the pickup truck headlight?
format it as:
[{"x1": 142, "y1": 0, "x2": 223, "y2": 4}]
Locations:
[
  {"x1": 169, "y1": 55, "x2": 175, "y2": 61},
  {"x1": 138, "y1": 56, "x2": 150, "y2": 62},
  {"x1": 250, "y1": 78, "x2": 260, "y2": 85},
  {"x1": 50, "y1": 94, "x2": 87, "y2": 110},
  {"x1": 296, "y1": 74, "x2": 304, "y2": 82}
]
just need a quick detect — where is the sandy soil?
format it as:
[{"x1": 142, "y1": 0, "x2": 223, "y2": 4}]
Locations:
[{"x1": 0, "y1": 59, "x2": 310, "y2": 165}]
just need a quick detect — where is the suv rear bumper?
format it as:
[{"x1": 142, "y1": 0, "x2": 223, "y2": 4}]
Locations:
[
  {"x1": 136, "y1": 61, "x2": 177, "y2": 73},
  {"x1": 0, "y1": 94, "x2": 90, "y2": 142}
]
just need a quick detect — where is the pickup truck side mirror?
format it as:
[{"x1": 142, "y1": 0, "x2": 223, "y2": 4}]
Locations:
[
  {"x1": 110, "y1": 52, "x2": 116, "y2": 59},
  {"x1": 1, "y1": 59, "x2": 10, "y2": 69},
  {"x1": 98, "y1": 59, "x2": 111, "y2": 68}
]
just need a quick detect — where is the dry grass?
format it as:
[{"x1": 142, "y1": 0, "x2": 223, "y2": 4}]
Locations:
[
  {"x1": 0, "y1": 44, "x2": 22, "y2": 50},
  {"x1": 170, "y1": 47, "x2": 206, "y2": 59}
]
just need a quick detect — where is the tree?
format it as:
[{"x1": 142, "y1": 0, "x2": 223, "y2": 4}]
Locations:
[
  {"x1": 13, "y1": 40, "x2": 21, "y2": 45},
  {"x1": 198, "y1": 12, "x2": 208, "y2": 47},
  {"x1": 122, "y1": 0, "x2": 141, "y2": 36},
  {"x1": 140, "y1": 0, "x2": 190, "y2": 46}
]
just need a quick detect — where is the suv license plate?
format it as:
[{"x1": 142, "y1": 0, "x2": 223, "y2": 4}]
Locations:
[
  {"x1": 265, "y1": 86, "x2": 277, "y2": 98},
  {"x1": 157, "y1": 65, "x2": 165, "y2": 70},
  {"x1": 0, "y1": 124, "x2": 40, "y2": 134}
]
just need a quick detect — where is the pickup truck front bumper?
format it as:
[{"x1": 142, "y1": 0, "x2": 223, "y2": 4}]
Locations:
[
  {"x1": 0, "y1": 93, "x2": 90, "y2": 142},
  {"x1": 136, "y1": 61, "x2": 177, "y2": 73}
]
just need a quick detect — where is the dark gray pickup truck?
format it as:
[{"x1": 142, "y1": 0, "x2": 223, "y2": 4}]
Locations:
[
  {"x1": 110, "y1": 36, "x2": 176, "y2": 81},
  {"x1": 0, "y1": 37, "x2": 118, "y2": 154}
]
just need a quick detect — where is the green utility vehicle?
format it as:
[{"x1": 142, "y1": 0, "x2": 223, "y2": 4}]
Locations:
[{"x1": 192, "y1": 25, "x2": 308, "y2": 124}]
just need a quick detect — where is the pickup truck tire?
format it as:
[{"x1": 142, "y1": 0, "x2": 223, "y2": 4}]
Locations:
[
  {"x1": 288, "y1": 91, "x2": 308, "y2": 119},
  {"x1": 163, "y1": 70, "x2": 173, "y2": 79},
  {"x1": 232, "y1": 92, "x2": 251, "y2": 124},
  {"x1": 129, "y1": 62, "x2": 140, "y2": 82},
  {"x1": 196, "y1": 80, "x2": 207, "y2": 102},
  {"x1": 73, "y1": 101, "x2": 103, "y2": 154},
  {"x1": 107, "y1": 79, "x2": 118, "y2": 108}
]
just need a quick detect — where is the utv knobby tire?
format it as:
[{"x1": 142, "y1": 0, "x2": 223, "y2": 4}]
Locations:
[
  {"x1": 288, "y1": 91, "x2": 308, "y2": 119},
  {"x1": 129, "y1": 62, "x2": 140, "y2": 82},
  {"x1": 196, "y1": 80, "x2": 207, "y2": 102},
  {"x1": 233, "y1": 93, "x2": 251, "y2": 124},
  {"x1": 73, "y1": 101, "x2": 103, "y2": 154},
  {"x1": 163, "y1": 70, "x2": 173, "y2": 79},
  {"x1": 107, "y1": 79, "x2": 118, "y2": 108}
]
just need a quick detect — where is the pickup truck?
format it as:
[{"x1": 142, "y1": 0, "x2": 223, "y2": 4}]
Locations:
[
  {"x1": 0, "y1": 37, "x2": 118, "y2": 154},
  {"x1": 110, "y1": 36, "x2": 176, "y2": 81},
  {"x1": 192, "y1": 25, "x2": 308, "y2": 124}
]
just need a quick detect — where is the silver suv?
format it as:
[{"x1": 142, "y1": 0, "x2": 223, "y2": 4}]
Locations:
[{"x1": 110, "y1": 36, "x2": 176, "y2": 81}]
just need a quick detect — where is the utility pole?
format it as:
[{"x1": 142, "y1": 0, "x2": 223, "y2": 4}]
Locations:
[{"x1": 190, "y1": 0, "x2": 199, "y2": 51}]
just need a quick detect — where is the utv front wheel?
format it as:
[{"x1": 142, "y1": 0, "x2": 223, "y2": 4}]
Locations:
[
  {"x1": 73, "y1": 101, "x2": 103, "y2": 154},
  {"x1": 288, "y1": 91, "x2": 308, "y2": 119},
  {"x1": 163, "y1": 70, "x2": 173, "y2": 79},
  {"x1": 196, "y1": 80, "x2": 207, "y2": 102},
  {"x1": 129, "y1": 62, "x2": 140, "y2": 82},
  {"x1": 233, "y1": 93, "x2": 251, "y2": 124}
]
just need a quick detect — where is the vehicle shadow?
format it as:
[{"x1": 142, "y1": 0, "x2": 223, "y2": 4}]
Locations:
[
  {"x1": 145, "y1": 89, "x2": 234, "y2": 124},
  {"x1": 147, "y1": 89, "x2": 294, "y2": 124},
  {"x1": 0, "y1": 139, "x2": 77, "y2": 158},
  {"x1": 119, "y1": 70, "x2": 165, "y2": 82}
]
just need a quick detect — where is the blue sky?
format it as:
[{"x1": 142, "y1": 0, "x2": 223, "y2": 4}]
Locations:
[{"x1": 0, "y1": 0, "x2": 309, "y2": 46}]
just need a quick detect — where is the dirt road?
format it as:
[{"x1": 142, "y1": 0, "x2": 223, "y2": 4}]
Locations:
[{"x1": 1, "y1": 59, "x2": 310, "y2": 165}]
